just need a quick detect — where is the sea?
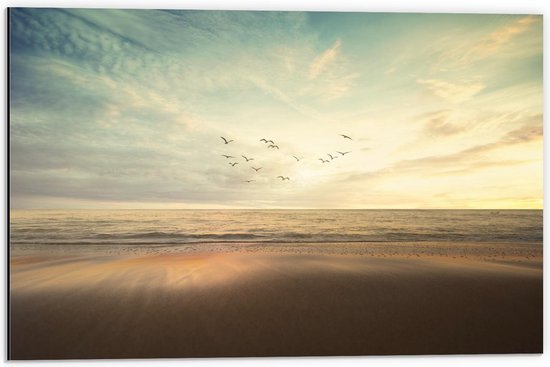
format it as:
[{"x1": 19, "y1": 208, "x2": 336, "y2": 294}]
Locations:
[{"x1": 9, "y1": 209, "x2": 542, "y2": 248}]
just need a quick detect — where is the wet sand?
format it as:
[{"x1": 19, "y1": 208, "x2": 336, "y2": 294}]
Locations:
[{"x1": 9, "y1": 243, "x2": 543, "y2": 359}]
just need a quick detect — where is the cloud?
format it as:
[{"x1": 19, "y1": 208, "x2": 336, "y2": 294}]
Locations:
[
  {"x1": 344, "y1": 117, "x2": 542, "y2": 183},
  {"x1": 417, "y1": 79, "x2": 486, "y2": 103},
  {"x1": 500, "y1": 122, "x2": 543, "y2": 144},
  {"x1": 397, "y1": 121, "x2": 542, "y2": 170},
  {"x1": 245, "y1": 74, "x2": 324, "y2": 121},
  {"x1": 308, "y1": 39, "x2": 341, "y2": 80},
  {"x1": 304, "y1": 72, "x2": 360, "y2": 101},
  {"x1": 419, "y1": 110, "x2": 469, "y2": 137},
  {"x1": 484, "y1": 16, "x2": 538, "y2": 47},
  {"x1": 437, "y1": 15, "x2": 541, "y2": 70},
  {"x1": 289, "y1": 38, "x2": 360, "y2": 101}
]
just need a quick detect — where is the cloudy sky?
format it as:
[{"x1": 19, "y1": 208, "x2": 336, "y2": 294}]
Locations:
[{"x1": 9, "y1": 9, "x2": 542, "y2": 209}]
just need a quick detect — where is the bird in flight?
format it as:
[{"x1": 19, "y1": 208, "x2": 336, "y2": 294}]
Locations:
[
  {"x1": 221, "y1": 154, "x2": 235, "y2": 159},
  {"x1": 340, "y1": 134, "x2": 353, "y2": 140},
  {"x1": 242, "y1": 155, "x2": 254, "y2": 162},
  {"x1": 277, "y1": 176, "x2": 290, "y2": 181},
  {"x1": 243, "y1": 180, "x2": 255, "y2": 183},
  {"x1": 268, "y1": 144, "x2": 279, "y2": 149},
  {"x1": 327, "y1": 153, "x2": 337, "y2": 160},
  {"x1": 319, "y1": 158, "x2": 329, "y2": 163},
  {"x1": 260, "y1": 138, "x2": 268, "y2": 143},
  {"x1": 229, "y1": 162, "x2": 239, "y2": 166},
  {"x1": 221, "y1": 136, "x2": 234, "y2": 144},
  {"x1": 337, "y1": 151, "x2": 351, "y2": 156},
  {"x1": 292, "y1": 156, "x2": 303, "y2": 162},
  {"x1": 251, "y1": 167, "x2": 262, "y2": 172}
]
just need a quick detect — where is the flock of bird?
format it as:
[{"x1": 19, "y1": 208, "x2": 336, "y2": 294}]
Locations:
[{"x1": 219, "y1": 134, "x2": 354, "y2": 183}]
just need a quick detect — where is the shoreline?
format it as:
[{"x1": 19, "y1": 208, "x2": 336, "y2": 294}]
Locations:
[{"x1": 10, "y1": 239, "x2": 543, "y2": 258}]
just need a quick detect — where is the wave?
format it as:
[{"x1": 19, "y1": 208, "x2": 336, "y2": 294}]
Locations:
[
  {"x1": 10, "y1": 232, "x2": 543, "y2": 246},
  {"x1": 90, "y1": 232, "x2": 270, "y2": 240}
]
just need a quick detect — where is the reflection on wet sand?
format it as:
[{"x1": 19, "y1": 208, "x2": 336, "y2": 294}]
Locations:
[
  {"x1": 9, "y1": 244, "x2": 543, "y2": 359},
  {"x1": 11, "y1": 244, "x2": 542, "y2": 292}
]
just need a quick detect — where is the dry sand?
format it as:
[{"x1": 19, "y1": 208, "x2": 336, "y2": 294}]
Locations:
[{"x1": 9, "y1": 243, "x2": 543, "y2": 359}]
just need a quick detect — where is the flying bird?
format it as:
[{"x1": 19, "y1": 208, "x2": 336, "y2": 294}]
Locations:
[
  {"x1": 221, "y1": 136, "x2": 234, "y2": 144},
  {"x1": 221, "y1": 154, "x2": 235, "y2": 159},
  {"x1": 251, "y1": 167, "x2": 262, "y2": 172},
  {"x1": 292, "y1": 156, "x2": 303, "y2": 162},
  {"x1": 319, "y1": 158, "x2": 329, "y2": 163},
  {"x1": 340, "y1": 134, "x2": 353, "y2": 140},
  {"x1": 268, "y1": 144, "x2": 279, "y2": 149},
  {"x1": 260, "y1": 138, "x2": 268, "y2": 143},
  {"x1": 277, "y1": 176, "x2": 290, "y2": 181},
  {"x1": 229, "y1": 162, "x2": 239, "y2": 166},
  {"x1": 242, "y1": 155, "x2": 254, "y2": 162},
  {"x1": 243, "y1": 180, "x2": 255, "y2": 183},
  {"x1": 266, "y1": 140, "x2": 274, "y2": 144},
  {"x1": 327, "y1": 153, "x2": 337, "y2": 160},
  {"x1": 337, "y1": 151, "x2": 351, "y2": 156}
]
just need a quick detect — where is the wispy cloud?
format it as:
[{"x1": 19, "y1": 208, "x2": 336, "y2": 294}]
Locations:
[
  {"x1": 400, "y1": 120, "x2": 542, "y2": 170},
  {"x1": 419, "y1": 110, "x2": 469, "y2": 137},
  {"x1": 304, "y1": 71, "x2": 360, "y2": 101},
  {"x1": 483, "y1": 16, "x2": 539, "y2": 49},
  {"x1": 344, "y1": 117, "x2": 542, "y2": 183},
  {"x1": 417, "y1": 79, "x2": 486, "y2": 103},
  {"x1": 309, "y1": 39, "x2": 341, "y2": 80},
  {"x1": 300, "y1": 39, "x2": 360, "y2": 101},
  {"x1": 437, "y1": 15, "x2": 541, "y2": 70}
]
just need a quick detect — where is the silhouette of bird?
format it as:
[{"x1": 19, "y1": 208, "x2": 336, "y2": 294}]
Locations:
[
  {"x1": 277, "y1": 176, "x2": 290, "y2": 181},
  {"x1": 340, "y1": 134, "x2": 353, "y2": 140},
  {"x1": 337, "y1": 151, "x2": 351, "y2": 156},
  {"x1": 260, "y1": 138, "x2": 268, "y2": 143},
  {"x1": 266, "y1": 140, "x2": 274, "y2": 144},
  {"x1": 292, "y1": 156, "x2": 303, "y2": 162},
  {"x1": 251, "y1": 167, "x2": 262, "y2": 172},
  {"x1": 268, "y1": 144, "x2": 279, "y2": 149},
  {"x1": 328, "y1": 153, "x2": 337, "y2": 160},
  {"x1": 319, "y1": 158, "x2": 329, "y2": 163},
  {"x1": 229, "y1": 162, "x2": 239, "y2": 166},
  {"x1": 243, "y1": 179, "x2": 255, "y2": 183},
  {"x1": 242, "y1": 155, "x2": 254, "y2": 162},
  {"x1": 221, "y1": 154, "x2": 235, "y2": 159},
  {"x1": 221, "y1": 136, "x2": 234, "y2": 144}
]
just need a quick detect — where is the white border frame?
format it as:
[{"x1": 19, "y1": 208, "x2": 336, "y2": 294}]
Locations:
[{"x1": 1, "y1": 1, "x2": 547, "y2": 366}]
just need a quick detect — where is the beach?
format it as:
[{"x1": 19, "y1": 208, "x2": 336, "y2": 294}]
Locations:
[{"x1": 9, "y1": 242, "x2": 543, "y2": 359}]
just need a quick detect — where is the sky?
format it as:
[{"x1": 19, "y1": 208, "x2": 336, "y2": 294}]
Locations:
[{"x1": 9, "y1": 9, "x2": 543, "y2": 209}]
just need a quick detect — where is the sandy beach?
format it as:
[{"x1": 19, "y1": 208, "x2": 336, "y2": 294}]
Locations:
[{"x1": 9, "y1": 242, "x2": 542, "y2": 359}]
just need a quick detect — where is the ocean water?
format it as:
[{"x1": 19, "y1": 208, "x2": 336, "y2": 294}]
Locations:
[{"x1": 9, "y1": 209, "x2": 542, "y2": 247}]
